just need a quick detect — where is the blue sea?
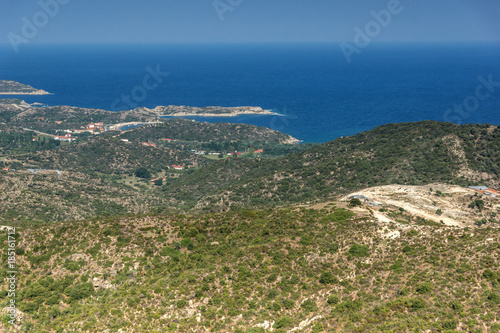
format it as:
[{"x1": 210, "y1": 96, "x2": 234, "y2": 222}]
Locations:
[{"x1": 0, "y1": 43, "x2": 499, "y2": 143}]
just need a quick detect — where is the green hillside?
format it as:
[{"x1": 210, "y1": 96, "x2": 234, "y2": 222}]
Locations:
[
  {"x1": 2, "y1": 205, "x2": 499, "y2": 332},
  {"x1": 119, "y1": 119, "x2": 298, "y2": 144},
  {"x1": 17, "y1": 136, "x2": 207, "y2": 175},
  {"x1": 163, "y1": 121, "x2": 500, "y2": 209}
]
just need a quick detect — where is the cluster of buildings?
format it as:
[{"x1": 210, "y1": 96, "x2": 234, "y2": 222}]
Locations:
[
  {"x1": 142, "y1": 142, "x2": 157, "y2": 147},
  {"x1": 54, "y1": 133, "x2": 76, "y2": 142},
  {"x1": 167, "y1": 165, "x2": 184, "y2": 171},
  {"x1": 53, "y1": 122, "x2": 105, "y2": 142},
  {"x1": 467, "y1": 186, "x2": 498, "y2": 198}
]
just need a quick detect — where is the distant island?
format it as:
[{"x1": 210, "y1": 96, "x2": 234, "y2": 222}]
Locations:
[
  {"x1": 0, "y1": 80, "x2": 50, "y2": 95},
  {"x1": 143, "y1": 105, "x2": 276, "y2": 117}
]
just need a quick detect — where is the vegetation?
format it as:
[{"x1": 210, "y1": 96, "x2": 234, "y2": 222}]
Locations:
[
  {"x1": 118, "y1": 120, "x2": 296, "y2": 145},
  {"x1": 1, "y1": 206, "x2": 499, "y2": 332},
  {"x1": 1, "y1": 99, "x2": 500, "y2": 331}
]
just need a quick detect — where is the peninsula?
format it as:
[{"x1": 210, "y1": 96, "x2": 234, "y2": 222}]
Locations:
[
  {"x1": 145, "y1": 105, "x2": 276, "y2": 117},
  {"x1": 0, "y1": 80, "x2": 50, "y2": 95}
]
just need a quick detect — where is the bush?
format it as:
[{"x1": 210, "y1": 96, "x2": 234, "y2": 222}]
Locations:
[
  {"x1": 45, "y1": 293, "x2": 61, "y2": 305},
  {"x1": 312, "y1": 323, "x2": 324, "y2": 333},
  {"x1": 483, "y1": 269, "x2": 498, "y2": 281},
  {"x1": 135, "y1": 167, "x2": 151, "y2": 179},
  {"x1": 349, "y1": 198, "x2": 362, "y2": 207},
  {"x1": 348, "y1": 244, "x2": 369, "y2": 257},
  {"x1": 282, "y1": 299, "x2": 294, "y2": 309},
  {"x1": 416, "y1": 283, "x2": 432, "y2": 294},
  {"x1": 319, "y1": 271, "x2": 335, "y2": 284},
  {"x1": 411, "y1": 298, "x2": 426, "y2": 309},
  {"x1": 327, "y1": 295, "x2": 340, "y2": 305},
  {"x1": 301, "y1": 299, "x2": 318, "y2": 312},
  {"x1": 442, "y1": 320, "x2": 457, "y2": 330},
  {"x1": 274, "y1": 316, "x2": 293, "y2": 329},
  {"x1": 246, "y1": 328, "x2": 265, "y2": 333},
  {"x1": 487, "y1": 292, "x2": 500, "y2": 304},
  {"x1": 65, "y1": 282, "x2": 93, "y2": 301}
]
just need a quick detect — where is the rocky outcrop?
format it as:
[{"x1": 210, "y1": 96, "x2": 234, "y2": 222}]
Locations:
[{"x1": 0, "y1": 80, "x2": 50, "y2": 95}]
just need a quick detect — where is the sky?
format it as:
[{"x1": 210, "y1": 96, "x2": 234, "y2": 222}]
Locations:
[{"x1": 0, "y1": 0, "x2": 499, "y2": 44}]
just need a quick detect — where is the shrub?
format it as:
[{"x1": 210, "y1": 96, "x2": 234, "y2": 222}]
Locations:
[
  {"x1": 349, "y1": 198, "x2": 362, "y2": 207},
  {"x1": 442, "y1": 320, "x2": 458, "y2": 330},
  {"x1": 348, "y1": 244, "x2": 369, "y2": 257},
  {"x1": 327, "y1": 295, "x2": 340, "y2": 305},
  {"x1": 319, "y1": 271, "x2": 335, "y2": 284},
  {"x1": 416, "y1": 283, "x2": 432, "y2": 294},
  {"x1": 134, "y1": 167, "x2": 151, "y2": 179},
  {"x1": 312, "y1": 323, "x2": 324, "y2": 333},
  {"x1": 483, "y1": 269, "x2": 498, "y2": 281},
  {"x1": 45, "y1": 294, "x2": 61, "y2": 305},
  {"x1": 411, "y1": 298, "x2": 426, "y2": 309},
  {"x1": 246, "y1": 328, "x2": 265, "y2": 333},
  {"x1": 274, "y1": 316, "x2": 293, "y2": 329},
  {"x1": 282, "y1": 299, "x2": 294, "y2": 309},
  {"x1": 329, "y1": 243, "x2": 340, "y2": 253},
  {"x1": 487, "y1": 292, "x2": 500, "y2": 304},
  {"x1": 301, "y1": 299, "x2": 318, "y2": 313},
  {"x1": 65, "y1": 282, "x2": 93, "y2": 301}
]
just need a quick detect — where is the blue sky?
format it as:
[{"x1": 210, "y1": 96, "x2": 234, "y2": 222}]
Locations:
[{"x1": 1, "y1": 0, "x2": 499, "y2": 44}]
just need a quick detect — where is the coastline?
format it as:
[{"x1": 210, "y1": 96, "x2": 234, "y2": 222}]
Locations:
[
  {"x1": 149, "y1": 105, "x2": 278, "y2": 118},
  {"x1": 0, "y1": 90, "x2": 51, "y2": 95},
  {"x1": 159, "y1": 110, "x2": 278, "y2": 117}
]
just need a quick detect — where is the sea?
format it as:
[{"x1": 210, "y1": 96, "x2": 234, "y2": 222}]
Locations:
[{"x1": 0, "y1": 43, "x2": 499, "y2": 143}]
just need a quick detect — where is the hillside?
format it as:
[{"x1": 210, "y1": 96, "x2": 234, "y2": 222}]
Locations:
[
  {"x1": 118, "y1": 119, "x2": 298, "y2": 144},
  {"x1": 342, "y1": 184, "x2": 499, "y2": 227},
  {"x1": 1, "y1": 204, "x2": 499, "y2": 332},
  {"x1": 162, "y1": 121, "x2": 500, "y2": 209},
  {"x1": 16, "y1": 136, "x2": 207, "y2": 175},
  {"x1": 0, "y1": 170, "x2": 170, "y2": 224}
]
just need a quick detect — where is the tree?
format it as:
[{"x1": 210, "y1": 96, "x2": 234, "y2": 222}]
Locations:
[
  {"x1": 154, "y1": 178, "x2": 163, "y2": 186},
  {"x1": 134, "y1": 167, "x2": 151, "y2": 179},
  {"x1": 349, "y1": 198, "x2": 362, "y2": 207}
]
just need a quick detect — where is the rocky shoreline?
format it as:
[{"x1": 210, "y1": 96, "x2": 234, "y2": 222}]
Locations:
[
  {"x1": 147, "y1": 105, "x2": 277, "y2": 117},
  {"x1": 0, "y1": 80, "x2": 51, "y2": 95}
]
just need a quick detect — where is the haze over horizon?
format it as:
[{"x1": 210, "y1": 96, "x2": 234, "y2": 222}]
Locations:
[{"x1": 1, "y1": 0, "x2": 499, "y2": 47}]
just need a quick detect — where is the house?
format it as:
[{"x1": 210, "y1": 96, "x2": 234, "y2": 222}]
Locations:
[
  {"x1": 85, "y1": 122, "x2": 104, "y2": 132},
  {"x1": 162, "y1": 138, "x2": 172, "y2": 142},
  {"x1": 254, "y1": 149, "x2": 264, "y2": 154},
  {"x1": 55, "y1": 121, "x2": 63, "y2": 124},
  {"x1": 468, "y1": 186, "x2": 489, "y2": 191},
  {"x1": 231, "y1": 152, "x2": 242, "y2": 156},
  {"x1": 54, "y1": 135, "x2": 76, "y2": 142},
  {"x1": 2, "y1": 168, "x2": 9, "y2": 171},
  {"x1": 32, "y1": 138, "x2": 38, "y2": 142},
  {"x1": 170, "y1": 165, "x2": 183, "y2": 170},
  {"x1": 142, "y1": 142, "x2": 157, "y2": 147},
  {"x1": 120, "y1": 139, "x2": 129, "y2": 143}
]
